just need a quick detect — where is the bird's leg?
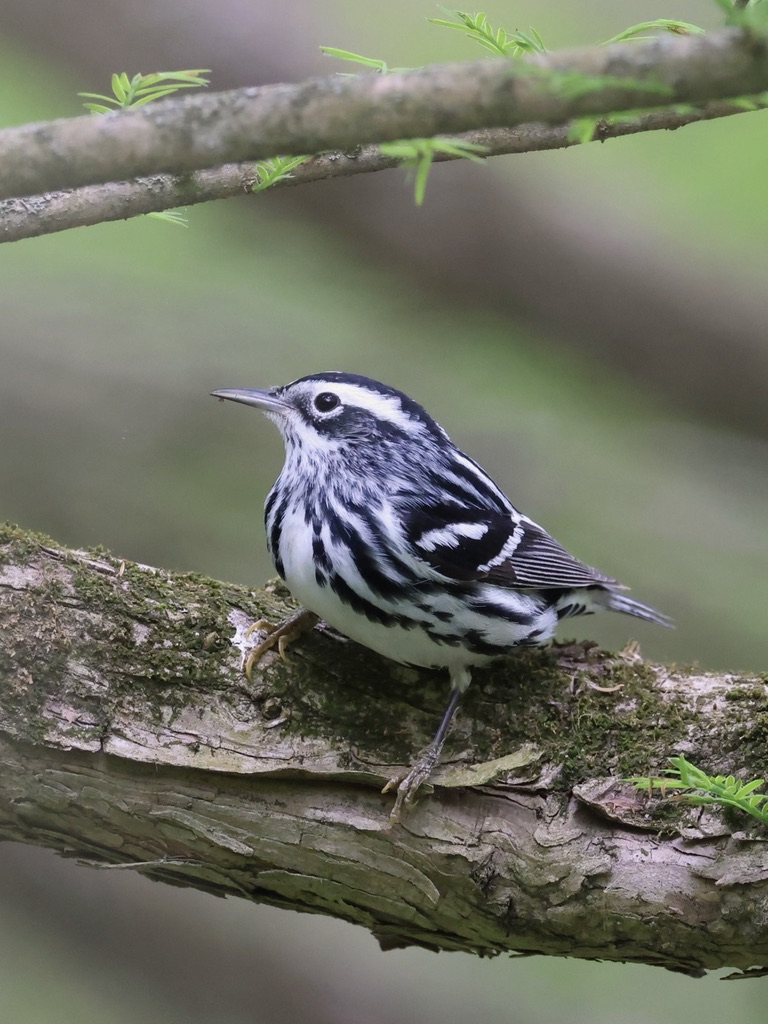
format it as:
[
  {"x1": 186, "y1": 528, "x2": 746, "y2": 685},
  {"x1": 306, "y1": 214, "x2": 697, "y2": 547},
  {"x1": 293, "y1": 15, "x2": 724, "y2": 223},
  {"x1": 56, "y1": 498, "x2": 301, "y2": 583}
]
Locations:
[
  {"x1": 243, "y1": 608, "x2": 319, "y2": 679},
  {"x1": 383, "y1": 684, "x2": 464, "y2": 824}
]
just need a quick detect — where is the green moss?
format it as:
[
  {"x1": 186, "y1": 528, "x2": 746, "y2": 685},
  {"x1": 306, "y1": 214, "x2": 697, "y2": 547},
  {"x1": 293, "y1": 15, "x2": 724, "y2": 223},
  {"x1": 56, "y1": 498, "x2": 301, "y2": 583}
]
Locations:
[
  {"x1": 1, "y1": 527, "x2": 283, "y2": 744},
  {"x1": 255, "y1": 631, "x2": 759, "y2": 797},
  {"x1": 0, "y1": 521, "x2": 61, "y2": 562},
  {"x1": 469, "y1": 651, "x2": 699, "y2": 787},
  {"x1": 249, "y1": 634, "x2": 704, "y2": 789},
  {"x1": 724, "y1": 684, "x2": 768, "y2": 702}
]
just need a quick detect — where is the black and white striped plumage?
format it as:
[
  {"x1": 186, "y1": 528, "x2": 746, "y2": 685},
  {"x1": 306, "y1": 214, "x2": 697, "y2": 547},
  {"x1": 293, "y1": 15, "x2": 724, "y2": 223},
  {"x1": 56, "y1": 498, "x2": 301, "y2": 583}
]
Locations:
[{"x1": 213, "y1": 372, "x2": 669, "y2": 814}]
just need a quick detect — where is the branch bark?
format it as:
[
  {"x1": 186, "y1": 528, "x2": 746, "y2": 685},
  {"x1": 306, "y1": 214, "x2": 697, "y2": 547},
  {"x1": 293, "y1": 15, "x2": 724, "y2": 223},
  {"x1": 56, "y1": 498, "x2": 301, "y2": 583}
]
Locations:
[
  {"x1": 1, "y1": 27, "x2": 767, "y2": 203},
  {"x1": 1, "y1": 524, "x2": 767, "y2": 976},
  {"x1": 1, "y1": 99, "x2": 763, "y2": 243}
]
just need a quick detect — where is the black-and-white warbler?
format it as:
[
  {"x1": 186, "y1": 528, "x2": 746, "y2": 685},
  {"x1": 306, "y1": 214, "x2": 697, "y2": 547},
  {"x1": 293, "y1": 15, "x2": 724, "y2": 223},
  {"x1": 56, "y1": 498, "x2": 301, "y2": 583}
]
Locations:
[{"x1": 212, "y1": 372, "x2": 670, "y2": 819}]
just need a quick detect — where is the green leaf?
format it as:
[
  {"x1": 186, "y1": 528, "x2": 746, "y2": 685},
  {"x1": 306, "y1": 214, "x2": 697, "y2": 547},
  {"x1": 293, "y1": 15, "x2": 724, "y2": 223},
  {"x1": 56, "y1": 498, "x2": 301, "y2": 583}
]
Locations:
[
  {"x1": 568, "y1": 117, "x2": 600, "y2": 144},
  {"x1": 413, "y1": 154, "x2": 431, "y2": 205},
  {"x1": 79, "y1": 69, "x2": 210, "y2": 113},
  {"x1": 738, "y1": 778, "x2": 768, "y2": 796},
  {"x1": 152, "y1": 70, "x2": 212, "y2": 84},
  {"x1": 629, "y1": 755, "x2": 768, "y2": 826},
  {"x1": 429, "y1": 11, "x2": 546, "y2": 57},
  {"x1": 430, "y1": 138, "x2": 487, "y2": 160},
  {"x1": 545, "y1": 70, "x2": 673, "y2": 102},
  {"x1": 320, "y1": 47, "x2": 390, "y2": 73},
  {"x1": 603, "y1": 20, "x2": 705, "y2": 45},
  {"x1": 79, "y1": 101, "x2": 115, "y2": 114},
  {"x1": 147, "y1": 209, "x2": 188, "y2": 226},
  {"x1": 77, "y1": 91, "x2": 117, "y2": 105},
  {"x1": 250, "y1": 155, "x2": 311, "y2": 192},
  {"x1": 379, "y1": 136, "x2": 487, "y2": 205},
  {"x1": 111, "y1": 73, "x2": 128, "y2": 103}
]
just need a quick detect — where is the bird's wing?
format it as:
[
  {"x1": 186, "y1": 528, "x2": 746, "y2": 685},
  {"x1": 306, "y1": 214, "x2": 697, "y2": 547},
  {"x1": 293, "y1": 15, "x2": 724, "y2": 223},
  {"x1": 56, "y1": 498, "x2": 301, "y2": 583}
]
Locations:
[{"x1": 404, "y1": 503, "x2": 616, "y2": 589}]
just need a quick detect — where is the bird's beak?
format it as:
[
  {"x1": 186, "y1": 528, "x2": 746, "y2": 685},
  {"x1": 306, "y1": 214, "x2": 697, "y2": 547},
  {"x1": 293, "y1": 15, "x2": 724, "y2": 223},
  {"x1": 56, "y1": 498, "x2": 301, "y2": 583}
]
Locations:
[{"x1": 210, "y1": 388, "x2": 289, "y2": 414}]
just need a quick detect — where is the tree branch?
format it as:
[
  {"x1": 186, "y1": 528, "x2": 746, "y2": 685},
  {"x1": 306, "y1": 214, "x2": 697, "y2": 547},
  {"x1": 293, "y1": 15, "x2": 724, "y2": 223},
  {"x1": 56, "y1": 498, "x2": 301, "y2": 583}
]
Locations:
[
  {"x1": 1, "y1": 524, "x2": 767, "y2": 975},
  {"x1": 1, "y1": 98, "x2": 763, "y2": 243},
  {"x1": 1, "y1": 27, "x2": 768, "y2": 205}
]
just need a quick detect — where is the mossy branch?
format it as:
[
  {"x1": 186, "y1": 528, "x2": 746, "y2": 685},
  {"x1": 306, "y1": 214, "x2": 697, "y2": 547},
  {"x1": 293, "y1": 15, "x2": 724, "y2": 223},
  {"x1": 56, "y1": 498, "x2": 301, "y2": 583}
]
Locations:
[{"x1": 1, "y1": 524, "x2": 767, "y2": 974}]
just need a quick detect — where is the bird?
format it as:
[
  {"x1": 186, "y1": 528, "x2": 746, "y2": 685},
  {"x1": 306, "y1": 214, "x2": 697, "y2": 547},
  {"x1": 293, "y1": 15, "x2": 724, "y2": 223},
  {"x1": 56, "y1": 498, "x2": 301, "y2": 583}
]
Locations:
[{"x1": 212, "y1": 371, "x2": 671, "y2": 820}]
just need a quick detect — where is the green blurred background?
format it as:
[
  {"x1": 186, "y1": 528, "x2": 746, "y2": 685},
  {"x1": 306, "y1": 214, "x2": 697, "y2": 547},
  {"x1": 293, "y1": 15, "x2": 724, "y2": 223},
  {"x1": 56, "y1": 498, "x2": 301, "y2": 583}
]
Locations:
[{"x1": 1, "y1": 0, "x2": 767, "y2": 1020}]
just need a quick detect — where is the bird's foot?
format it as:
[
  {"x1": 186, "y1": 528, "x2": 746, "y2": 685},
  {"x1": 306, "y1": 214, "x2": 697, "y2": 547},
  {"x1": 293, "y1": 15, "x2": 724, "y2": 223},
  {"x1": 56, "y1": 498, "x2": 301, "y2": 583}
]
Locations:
[
  {"x1": 382, "y1": 744, "x2": 441, "y2": 824},
  {"x1": 243, "y1": 608, "x2": 319, "y2": 679}
]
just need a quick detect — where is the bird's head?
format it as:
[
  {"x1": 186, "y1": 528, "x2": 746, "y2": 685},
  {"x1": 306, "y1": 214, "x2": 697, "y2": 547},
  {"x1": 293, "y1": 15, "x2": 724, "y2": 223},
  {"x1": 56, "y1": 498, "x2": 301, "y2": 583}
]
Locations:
[{"x1": 212, "y1": 372, "x2": 449, "y2": 457}]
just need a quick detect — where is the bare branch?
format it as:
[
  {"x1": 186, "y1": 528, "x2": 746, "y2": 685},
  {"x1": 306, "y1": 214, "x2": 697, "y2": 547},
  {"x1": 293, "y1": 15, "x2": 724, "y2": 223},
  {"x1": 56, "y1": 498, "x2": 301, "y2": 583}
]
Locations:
[
  {"x1": 1, "y1": 27, "x2": 767, "y2": 204},
  {"x1": 1, "y1": 98, "x2": 764, "y2": 243},
  {"x1": 1, "y1": 524, "x2": 767, "y2": 975}
]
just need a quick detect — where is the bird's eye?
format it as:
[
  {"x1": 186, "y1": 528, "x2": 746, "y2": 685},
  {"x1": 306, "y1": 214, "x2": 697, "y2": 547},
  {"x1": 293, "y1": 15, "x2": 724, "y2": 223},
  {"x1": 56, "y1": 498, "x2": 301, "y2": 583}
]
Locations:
[{"x1": 314, "y1": 392, "x2": 340, "y2": 413}]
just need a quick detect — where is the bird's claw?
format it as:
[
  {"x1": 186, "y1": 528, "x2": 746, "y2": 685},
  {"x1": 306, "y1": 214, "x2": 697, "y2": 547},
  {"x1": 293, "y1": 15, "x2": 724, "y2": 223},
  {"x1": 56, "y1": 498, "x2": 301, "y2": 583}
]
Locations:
[
  {"x1": 383, "y1": 746, "x2": 440, "y2": 824},
  {"x1": 242, "y1": 609, "x2": 319, "y2": 679}
]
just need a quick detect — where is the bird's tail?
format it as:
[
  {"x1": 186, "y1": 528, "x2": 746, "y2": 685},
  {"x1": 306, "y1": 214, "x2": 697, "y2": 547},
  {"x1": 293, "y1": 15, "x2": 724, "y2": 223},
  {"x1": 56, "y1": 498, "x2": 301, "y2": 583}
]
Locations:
[{"x1": 602, "y1": 589, "x2": 673, "y2": 628}]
